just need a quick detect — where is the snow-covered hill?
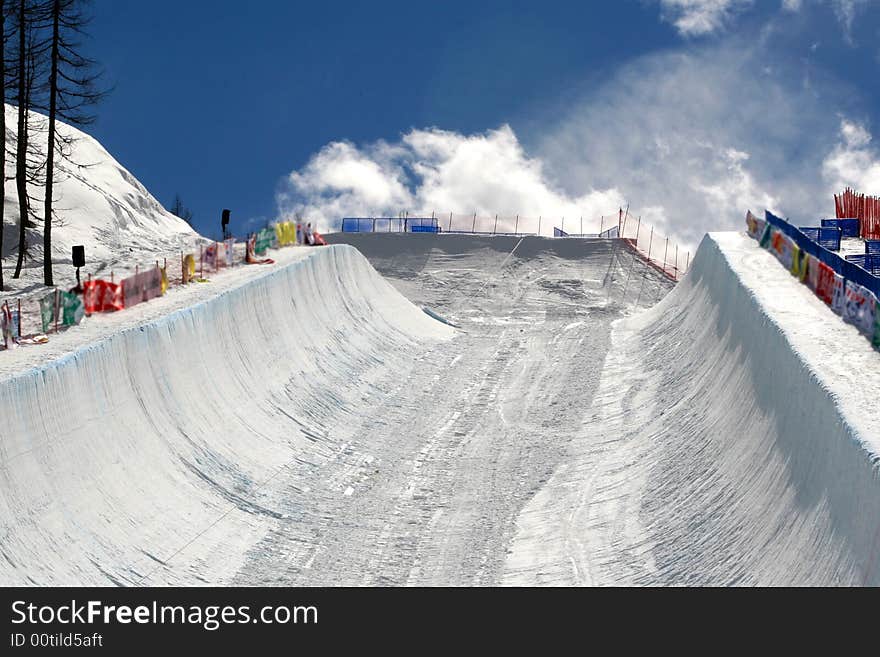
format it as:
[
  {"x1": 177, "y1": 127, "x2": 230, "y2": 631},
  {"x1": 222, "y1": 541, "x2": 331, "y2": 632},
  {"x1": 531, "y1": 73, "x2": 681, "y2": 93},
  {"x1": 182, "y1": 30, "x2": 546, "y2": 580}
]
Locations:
[{"x1": 0, "y1": 104, "x2": 198, "y2": 295}]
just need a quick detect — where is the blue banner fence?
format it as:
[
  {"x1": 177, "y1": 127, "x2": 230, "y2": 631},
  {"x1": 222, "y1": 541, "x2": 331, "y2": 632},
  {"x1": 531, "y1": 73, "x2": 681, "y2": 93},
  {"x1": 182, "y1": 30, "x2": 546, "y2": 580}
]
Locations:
[{"x1": 765, "y1": 211, "x2": 880, "y2": 298}]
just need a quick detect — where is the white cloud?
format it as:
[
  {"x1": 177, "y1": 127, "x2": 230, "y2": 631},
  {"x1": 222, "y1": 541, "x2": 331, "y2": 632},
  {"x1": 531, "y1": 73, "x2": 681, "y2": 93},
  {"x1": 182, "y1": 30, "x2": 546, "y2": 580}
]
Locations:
[
  {"x1": 831, "y1": 0, "x2": 870, "y2": 41},
  {"x1": 656, "y1": 0, "x2": 754, "y2": 36},
  {"x1": 277, "y1": 126, "x2": 625, "y2": 234},
  {"x1": 779, "y1": 0, "x2": 871, "y2": 42},
  {"x1": 278, "y1": 39, "x2": 862, "y2": 253},
  {"x1": 533, "y1": 42, "x2": 848, "y2": 251},
  {"x1": 822, "y1": 119, "x2": 880, "y2": 193}
]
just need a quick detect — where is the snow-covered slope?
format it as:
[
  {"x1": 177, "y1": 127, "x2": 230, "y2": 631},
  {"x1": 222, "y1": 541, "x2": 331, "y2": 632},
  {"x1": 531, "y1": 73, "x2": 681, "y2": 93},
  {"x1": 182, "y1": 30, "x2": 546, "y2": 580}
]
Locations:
[
  {"x1": 0, "y1": 244, "x2": 451, "y2": 585},
  {"x1": 1, "y1": 104, "x2": 197, "y2": 292},
  {"x1": 505, "y1": 232, "x2": 880, "y2": 586}
]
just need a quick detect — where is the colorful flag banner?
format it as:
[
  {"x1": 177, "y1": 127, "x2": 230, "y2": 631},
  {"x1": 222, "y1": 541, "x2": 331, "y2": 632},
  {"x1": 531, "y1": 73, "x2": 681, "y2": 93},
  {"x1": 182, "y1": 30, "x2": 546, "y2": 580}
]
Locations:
[
  {"x1": 843, "y1": 280, "x2": 876, "y2": 336},
  {"x1": 39, "y1": 292, "x2": 59, "y2": 333},
  {"x1": 770, "y1": 230, "x2": 794, "y2": 270},
  {"x1": 183, "y1": 254, "x2": 196, "y2": 283},
  {"x1": 204, "y1": 243, "x2": 218, "y2": 271},
  {"x1": 83, "y1": 279, "x2": 124, "y2": 314},
  {"x1": 873, "y1": 304, "x2": 880, "y2": 349},
  {"x1": 831, "y1": 273, "x2": 846, "y2": 315},
  {"x1": 61, "y1": 291, "x2": 85, "y2": 327},
  {"x1": 816, "y1": 261, "x2": 835, "y2": 305},
  {"x1": 807, "y1": 254, "x2": 819, "y2": 291},
  {"x1": 122, "y1": 267, "x2": 164, "y2": 308},
  {"x1": 746, "y1": 211, "x2": 766, "y2": 240},
  {"x1": 759, "y1": 223, "x2": 772, "y2": 248},
  {"x1": 274, "y1": 221, "x2": 297, "y2": 246},
  {"x1": 1, "y1": 304, "x2": 20, "y2": 348},
  {"x1": 790, "y1": 244, "x2": 804, "y2": 278},
  {"x1": 254, "y1": 228, "x2": 275, "y2": 255}
]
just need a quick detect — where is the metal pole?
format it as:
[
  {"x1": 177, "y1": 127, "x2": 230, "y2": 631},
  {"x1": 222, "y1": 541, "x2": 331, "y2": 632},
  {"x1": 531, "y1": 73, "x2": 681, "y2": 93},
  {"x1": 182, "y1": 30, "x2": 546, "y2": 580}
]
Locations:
[
  {"x1": 686, "y1": 252, "x2": 691, "y2": 271},
  {"x1": 580, "y1": 216, "x2": 583, "y2": 236},
  {"x1": 663, "y1": 237, "x2": 669, "y2": 272},
  {"x1": 600, "y1": 216, "x2": 604, "y2": 235},
  {"x1": 473, "y1": 213, "x2": 477, "y2": 233},
  {"x1": 675, "y1": 244, "x2": 679, "y2": 279},
  {"x1": 561, "y1": 217, "x2": 565, "y2": 234},
  {"x1": 515, "y1": 215, "x2": 519, "y2": 235},
  {"x1": 494, "y1": 214, "x2": 498, "y2": 235},
  {"x1": 647, "y1": 227, "x2": 654, "y2": 259},
  {"x1": 538, "y1": 216, "x2": 542, "y2": 235},
  {"x1": 635, "y1": 216, "x2": 641, "y2": 243},
  {"x1": 449, "y1": 212, "x2": 453, "y2": 232}
]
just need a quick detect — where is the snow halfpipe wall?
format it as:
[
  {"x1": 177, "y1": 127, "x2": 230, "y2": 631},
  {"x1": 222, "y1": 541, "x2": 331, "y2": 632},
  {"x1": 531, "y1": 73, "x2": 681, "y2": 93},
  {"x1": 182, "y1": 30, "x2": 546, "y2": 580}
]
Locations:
[
  {"x1": 0, "y1": 245, "x2": 452, "y2": 585},
  {"x1": 3, "y1": 230, "x2": 879, "y2": 586},
  {"x1": 505, "y1": 232, "x2": 880, "y2": 586}
]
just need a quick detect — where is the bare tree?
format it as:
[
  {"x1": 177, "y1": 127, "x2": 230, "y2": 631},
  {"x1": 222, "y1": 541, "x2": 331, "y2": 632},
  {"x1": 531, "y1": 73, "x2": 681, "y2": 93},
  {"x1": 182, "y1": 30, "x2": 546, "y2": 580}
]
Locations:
[
  {"x1": 9, "y1": 0, "x2": 49, "y2": 280},
  {"x1": 41, "y1": 0, "x2": 103, "y2": 286},
  {"x1": 10, "y1": 0, "x2": 28, "y2": 279},
  {"x1": 169, "y1": 193, "x2": 194, "y2": 226},
  {"x1": 0, "y1": 0, "x2": 7, "y2": 291}
]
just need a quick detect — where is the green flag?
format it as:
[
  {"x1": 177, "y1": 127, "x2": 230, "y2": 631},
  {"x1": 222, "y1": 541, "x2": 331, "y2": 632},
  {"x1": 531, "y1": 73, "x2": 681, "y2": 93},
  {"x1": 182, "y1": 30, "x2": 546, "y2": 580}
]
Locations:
[
  {"x1": 39, "y1": 292, "x2": 57, "y2": 334},
  {"x1": 62, "y1": 292, "x2": 85, "y2": 327}
]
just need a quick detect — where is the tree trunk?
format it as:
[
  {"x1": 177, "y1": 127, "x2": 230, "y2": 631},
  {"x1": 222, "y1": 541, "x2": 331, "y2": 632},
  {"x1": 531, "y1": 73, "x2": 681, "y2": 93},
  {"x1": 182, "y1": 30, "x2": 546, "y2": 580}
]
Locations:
[
  {"x1": 12, "y1": 0, "x2": 27, "y2": 279},
  {"x1": 43, "y1": 0, "x2": 59, "y2": 287},
  {"x1": 0, "y1": 0, "x2": 6, "y2": 291}
]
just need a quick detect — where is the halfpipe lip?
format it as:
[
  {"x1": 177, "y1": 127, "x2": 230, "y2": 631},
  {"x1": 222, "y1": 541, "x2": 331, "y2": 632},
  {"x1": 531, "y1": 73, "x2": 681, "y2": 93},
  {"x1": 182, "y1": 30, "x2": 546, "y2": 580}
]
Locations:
[{"x1": 0, "y1": 246, "x2": 334, "y2": 386}]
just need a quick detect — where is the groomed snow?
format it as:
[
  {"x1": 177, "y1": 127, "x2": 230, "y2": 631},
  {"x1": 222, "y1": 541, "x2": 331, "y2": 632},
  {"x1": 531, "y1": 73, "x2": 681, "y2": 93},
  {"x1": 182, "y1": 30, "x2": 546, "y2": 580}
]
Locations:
[
  {"x1": 504, "y1": 231, "x2": 880, "y2": 585},
  {"x1": 3, "y1": 226, "x2": 880, "y2": 586},
  {"x1": 0, "y1": 244, "x2": 452, "y2": 585}
]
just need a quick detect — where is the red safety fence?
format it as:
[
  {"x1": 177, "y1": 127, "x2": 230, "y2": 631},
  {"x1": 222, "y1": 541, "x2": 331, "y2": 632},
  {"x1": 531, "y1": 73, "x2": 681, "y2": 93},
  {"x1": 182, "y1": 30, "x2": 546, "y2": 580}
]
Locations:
[
  {"x1": 615, "y1": 209, "x2": 691, "y2": 282},
  {"x1": 834, "y1": 187, "x2": 880, "y2": 239}
]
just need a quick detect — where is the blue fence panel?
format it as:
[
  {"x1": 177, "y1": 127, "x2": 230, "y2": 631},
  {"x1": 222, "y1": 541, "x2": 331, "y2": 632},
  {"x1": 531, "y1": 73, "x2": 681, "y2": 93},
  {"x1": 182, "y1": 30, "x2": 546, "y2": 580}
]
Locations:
[
  {"x1": 554, "y1": 227, "x2": 569, "y2": 237},
  {"x1": 406, "y1": 218, "x2": 439, "y2": 232},
  {"x1": 600, "y1": 226, "x2": 620, "y2": 238},
  {"x1": 821, "y1": 218, "x2": 860, "y2": 238},
  {"x1": 342, "y1": 218, "x2": 373, "y2": 232},
  {"x1": 866, "y1": 240, "x2": 880, "y2": 255},
  {"x1": 847, "y1": 254, "x2": 880, "y2": 276},
  {"x1": 800, "y1": 227, "x2": 842, "y2": 250},
  {"x1": 766, "y1": 211, "x2": 880, "y2": 298},
  {"x1": 846, "y1": 254, "x2": 867, "y2": 267}
]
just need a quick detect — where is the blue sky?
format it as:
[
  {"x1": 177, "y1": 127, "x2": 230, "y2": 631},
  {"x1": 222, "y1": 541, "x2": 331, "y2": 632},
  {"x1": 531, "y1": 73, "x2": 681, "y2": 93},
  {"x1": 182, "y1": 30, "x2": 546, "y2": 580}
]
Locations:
[{"x1": 87, "y1": 1, "x2": 880, "y2": 246}]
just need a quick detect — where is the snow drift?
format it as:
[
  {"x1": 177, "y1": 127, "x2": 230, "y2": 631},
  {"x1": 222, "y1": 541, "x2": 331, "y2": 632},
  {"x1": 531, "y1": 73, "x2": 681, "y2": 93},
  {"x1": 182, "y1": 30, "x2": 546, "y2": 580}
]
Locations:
[
  {"x1": 505, "y1": 231, "x2": 880, "y2": 585},
  {"x1": 0, "y1": 245, "x2": 451, "y2": 585}
]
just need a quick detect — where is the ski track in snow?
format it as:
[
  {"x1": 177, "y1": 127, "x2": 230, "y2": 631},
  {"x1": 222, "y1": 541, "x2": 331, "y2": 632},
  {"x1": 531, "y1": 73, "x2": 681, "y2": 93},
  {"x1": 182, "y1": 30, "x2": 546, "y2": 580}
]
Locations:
[{"x1": 233, "y1": 234, "x2": 670, "y2": 586}]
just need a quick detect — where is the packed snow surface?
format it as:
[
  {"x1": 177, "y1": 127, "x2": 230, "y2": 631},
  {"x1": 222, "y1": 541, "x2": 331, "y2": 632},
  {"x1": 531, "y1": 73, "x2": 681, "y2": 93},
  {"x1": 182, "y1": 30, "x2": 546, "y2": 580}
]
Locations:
[
  {"x1": 505, "y1": 232, "x2": 880, "y2": 586},
  {"x1": 2, "y1": 229, "x2": 879, "y2": 586}
]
